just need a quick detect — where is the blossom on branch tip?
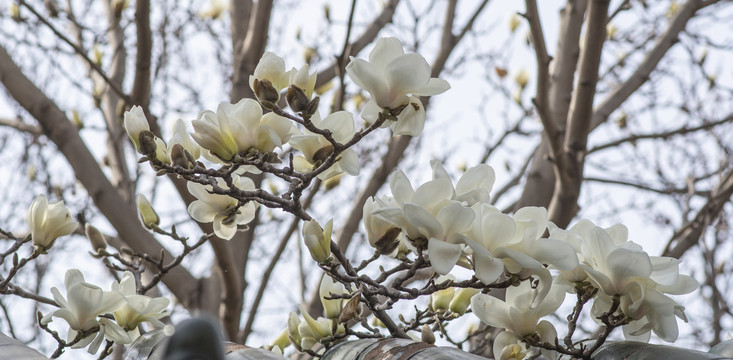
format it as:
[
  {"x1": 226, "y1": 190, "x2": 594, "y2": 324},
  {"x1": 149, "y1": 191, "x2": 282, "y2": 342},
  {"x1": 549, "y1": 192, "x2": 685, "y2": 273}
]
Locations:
[
  {"x1": 289, "y1": 111, "x2": 359, "y2": 180},
  {"x1": 186, "y1": 176, "x2": 257, "y2": 240},
  {"x1": 27, "y1": 194, "x2": 78, "y2": 252},
  {"x1": 111, "y1": 272, "x2": 170, "y2": 340},
  {"x1": 136, "y1": 194, "x2": 160, "y2": 229},
  {"x1": 41, "y1": 269, "x2": 125, "y2": 351},
  {"x1": 249, "y1": 52, "x2": 292, "y2": 104},
  {"x1": 302, "y1": 218, "x2": 333, "y2": 263},
  {"x1": 123, "y1": 105, "x2": 150, "y2": 153},
  {"x1": 346, "y1": 37, "x2": 450, "y2": 136}
]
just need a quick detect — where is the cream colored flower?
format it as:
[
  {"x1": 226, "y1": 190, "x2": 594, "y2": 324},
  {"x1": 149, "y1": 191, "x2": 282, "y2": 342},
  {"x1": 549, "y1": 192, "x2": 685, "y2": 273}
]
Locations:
[
  {"x1": 27, "y1": 195, "x2": 78, "y2": 252},
  {"x1": 187, "y1": 176, "x2": 257, "y2": 240}
]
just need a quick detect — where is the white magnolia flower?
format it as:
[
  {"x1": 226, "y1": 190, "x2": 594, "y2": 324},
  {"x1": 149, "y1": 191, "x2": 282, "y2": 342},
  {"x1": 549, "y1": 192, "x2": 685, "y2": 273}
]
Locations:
[
  {"x1": 362, "y1": 195, "x2": 403, "y2": 254},
  {"x1": 41, "y1": 269, "x2": 125, "y2": 350},
  {"x1": 289, "y1": 111, "x2": 359, "y2": 180},
  {"x1": 123, "y1": 105, "x2": 150, "y2": 153},
  {"x1": 493, "y1": 326, "x2": 559, "y2": 360},
  {"x1": 289, "y1": 63, "x2": 318, "y2": 99},
  {"x1": 346, "y1": 37, "x2": 450, "y2": 136},
  {"x1": 319, "y1": 275, "x2": 346, "y2": 319},
  {"x1": 168, "y1": 119, "x2": 201, "y2": 160},
  {"x1": 218, "y1": 98, "x2": 297, "y2": 153},
  {"x1": 190, "y1": 108, "x2": 239, "y2": 161},
  {"x1": 27, "y1": 195, "x2": 78, "y2": 252},
  {"x1": 108, "y1": 272, "x2": 169, "y2": 343},
  {"x1": 471, "y1": 280, "x2": 564, "y2": 337},
  {"x1": 297, "y1": 305, "x2": 333, "y2": 350},
  {"x1": 187, "y1": 176, "x2": 257, "y2": 240},
  {"x1": 573, "y1": 220, "x2": 698, "y2": 342},
  {"x1": 249, "y1": 52, "x2": 292, "y2": 100}
]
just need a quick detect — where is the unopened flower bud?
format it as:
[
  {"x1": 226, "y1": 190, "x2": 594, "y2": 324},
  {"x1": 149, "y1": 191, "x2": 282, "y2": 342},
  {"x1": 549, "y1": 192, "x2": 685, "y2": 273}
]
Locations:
[
  {"x1": 430, "y1": 275, "x2": 456, "y2": 311},
  {"x1": 320, "y1": 276, "x2": 345, "y2": 319},
  {"x1": 85, "y1": 223, "x2": 107, "y2": 253},
  {"x1": 138, "y1": 130, "x2": 158, "y2": 157},
  {"x1": 304, "y1": 97, "x2": 320, "y2": 117},
  {"x1": 449, "y1": 288, "x2": 479, "y2": 315},
  {"x1": 270, "y1": 328, "x2": 290, "y2": 353},
  {"x1": 253, "y1": 78, "x2": 280, "y2": 109},
  {"x1": 421, "y1": 325, "x2": 435, "y2": 344},
  {"x1": 287, "y1": 312, "x2": 302, "y2": 345},
  {"x1": 286, "y1": 85, "x2": 310, "y2": 113},
  {"x1": 508, "y1": 13, "x2": 521, "y2": 33},
  {"x1": 303, "y1": 219, "x2": 332, "y2": 263},
  {"x1": 136, "y1": 194, "x2": 159, "y2": 229},
  {"x1": 170, "y1": 143, "x2": 192, "y2": 169}
]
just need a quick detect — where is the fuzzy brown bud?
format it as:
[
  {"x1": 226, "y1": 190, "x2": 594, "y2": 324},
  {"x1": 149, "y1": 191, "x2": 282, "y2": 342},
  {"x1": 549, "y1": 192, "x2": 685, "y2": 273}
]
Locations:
[
  {"x1": 421, "y1": 325, "x2": 435, "y2": 344},
  {"x1": 253, "y1": 78, "x2": 280, "y2": 109},
  {"x1": 286, "y1": 85, "x2": 310, "y2": 113},
  {"x1": 138, "y1": 130, "x2": 157, "y2": 157},
  {"x1": 170, "y1": 143, "x2": 192, "y2": 169},
  {"x1": 85, "y1": 224, "x2": 107, "y2": 253}
]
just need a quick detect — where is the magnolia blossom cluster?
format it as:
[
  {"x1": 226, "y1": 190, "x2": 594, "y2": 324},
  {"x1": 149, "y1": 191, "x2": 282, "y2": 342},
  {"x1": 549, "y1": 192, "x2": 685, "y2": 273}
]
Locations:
[
  {"x1": 356, "y1": 161, "x2": 698, "y2": 356},
  {"x1": 41, "y1": 269, "x2": 170, "y2": 354},
  {"x1": 122, "y1": 37, "x2": 449, "y2": 241}
]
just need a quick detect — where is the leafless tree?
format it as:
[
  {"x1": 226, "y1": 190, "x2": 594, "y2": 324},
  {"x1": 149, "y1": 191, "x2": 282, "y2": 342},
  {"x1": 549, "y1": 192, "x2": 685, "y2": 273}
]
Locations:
[{"x1": 0, "y1": 0, "x2": 731, "y2": 359}]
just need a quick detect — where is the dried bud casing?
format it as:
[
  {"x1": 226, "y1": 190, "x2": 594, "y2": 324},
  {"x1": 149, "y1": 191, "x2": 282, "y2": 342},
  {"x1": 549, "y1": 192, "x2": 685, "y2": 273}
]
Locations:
[
  {"x1": 138, "y1": 130, "x2": 158, "y2": 157},
  {"x1": 253, "y1": 78, "x2": 280, "y2": 109},
  {"x1": 286, "y1": 85, "x2": 309, "y2": 113},
  {"x1": 85, "y1": 223, "x2": 107, "y2": 253},
  {"x1": 338, "y1": 295, "x2": 361, "y2": 324}
]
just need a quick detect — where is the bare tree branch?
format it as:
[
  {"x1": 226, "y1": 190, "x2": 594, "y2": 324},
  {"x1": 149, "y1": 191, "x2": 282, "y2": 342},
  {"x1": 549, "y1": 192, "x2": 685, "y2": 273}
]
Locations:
[
  {"x1": 524, "y1": 0, "x2": 560, "y2": 161},
  {"x1": 0, "y1": 44, "x2": 201, "y2": 310},
  {"x1": 663, "y1": 169, "x2": 733, "y2": 258},
  {"x1": 547, "y1": 0, "x2": 609, "y2": 227},
  {"x1": 515, "y1": 0, "x2": 586, "y2": 211}
]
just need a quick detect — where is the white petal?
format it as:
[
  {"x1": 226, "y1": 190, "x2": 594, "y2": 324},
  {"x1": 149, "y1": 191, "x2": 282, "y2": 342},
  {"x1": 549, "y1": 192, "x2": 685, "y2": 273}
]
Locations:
[
  {"x1": 392, "y1": 97, "x2": 426, "y2": 136},
  {"x1": 436, "y1": 202, "x2": 474, "y2": 235},
  {"x1": 404, "y1": 204, "x2": 443, "y2": 238},
  {"x1": 412, "y1": 77, "x2": 451, "y2": 96},
  {"x1": 412, "y1": 178, "x2": 454, "y2": 210},
  {"x1": 470, "y1": 293, "x2": 512, "y2": 329},
  {"x1": 187, "y1": 201, "x2": 217, "y2": 223},
  {"x1": 389, "y1": 170, "x2": 415, "y2": 205},
  {"x1": 456, "y1": 164, "x2": 495, "y2": 196},
  {"x1": 479, "y1": 211, "x2": 516, "y2": 249},
  {"x1": 384, "y1": 53, "x2": 431, "y2": 103},
  {"x1": 213, "y1": 215, "x2": 237, "y2": 240},
  {"x1": 606, "y1": 247, "x2": 653, "y2": 281},
  {"x1": 514, "y1": 206, "x2": 548, "y2": 241},
  {"x1": 427, "y1": 238, "x2": 462, "y2": 274},
  {"x1": 368, "y1": 37, "x2": 405, "y2": 71},
  {"x1": 462, "y1": 238, "x2": 504, "y2": 284},
  {"x1": 527, "y1": 239, "x2": 579, "y2": 271},
  {"x1": 339, "y1": 149, "x2": 360, "y2": 175},
  {"x1": 346, "y1": 58, "x2": 389, "y2": 106}
]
